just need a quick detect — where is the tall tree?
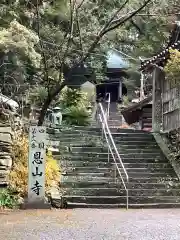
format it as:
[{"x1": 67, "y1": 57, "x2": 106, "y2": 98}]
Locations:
[
  {"x1": 2, "y1": 0, "x2": 178, "y2": 124},
  {"x1": 33, "y1": 0, "x2": 152, "y2": 125}
]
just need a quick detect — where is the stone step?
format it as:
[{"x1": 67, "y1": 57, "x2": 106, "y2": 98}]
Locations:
[
  {"x1": 60, "y1": 161, "x2": 171, "y2": 169},
  {"x1": 63, "y1": 171, "x2": 174, "y2": 178},
  {"x1": 61, "y1": 180, "x2": 116, "y2": 188},
  {"x1": 61, "y1": 151, "x2": 164, "y2": 157},
  {"x1": 62, "y1": 172, "x2": 110, "y2": 177},
  {"x1": 62, "y1": 167, "x2": 112, "y2": 173},
  {"x1": 112, "y1": 136, "x2": 154, "y2": 142},
  {"x1": 61, "y1": 180, "x2": 179, "y2": 189},
  {"x1": 48, "y1": 132, "x2": 153, "y2": 138},
  {"x1": 62, "y1": 164, "x2": 174, "y2": 174},
  {"x1": 48, "y1": 129, "x2": 153, "y2": 137},
  {"x1": 61, "y1": 175, "x2": 177, "y2": 184},
  {"x1": 127, "y1": 177, "x2": 178, "y2": 184},
  {"x1": 68, "y1": 147, "x2": 108, "y2": 153},
  {"x1": 54, "y1": 201, "x2": 180, "y2": 209},
  {"x1": 128, "y1": 182, "x2": 180, "y2": 189},
  {"x1": 115, "y1": 129, "x2": 152, "y2": 133},
  {"x1": 0, "y1": 170, "x2": 9, "y2": 178},
  {"x1": 52, "y1": 127, "x2": 147, "y2": 133},
  {"x1": 61, "y1": 176, "x2": 114, "y2": 183},
  {"x1": 65, "y1": 147, "x2": 161, "y2": 154},
  {"x1": 60, "y1": 152, "x2": 165, "y2": 160},
  {"x1": 61, "y1": 188, "x2": 180, "y2": 197},
  {"x1": 50, "y1": 142, "x2": 104, "y2": 148},
  {"x1": 50, "y1": 139, "x2": 99, "y2": 146},
  {"x1": 62, "y1": 195, "x2": 180, "y2": 205},
  {"x1": 0, "y1": 180, "x2": 8, "y2": 187},
  {"x1": 125, "y1": 168, "x2": 174, "y2": 174},
  {"x1": 50, "y1": 133, "x2": 154, "y2": 141},
  {"x1": 117, "y1": 144, "x2": 158, "y2": 149},
  {"x1": 48, "y1": 131, "x2": 101, "y2": 137},
  {"x1": 48, "y1": 136, "x2": 101, "y2": 142},
  {"x1": 62, "y1": 166, "x2": 173, "y2": 174},
  {"x1": 48, "y1": 139, "x2": 157, "y2": 147},
  {"x1": 55, "y1": 155, "x2": 166, "y2": 163},
  {"x1": 115, "y1": 140, "x2": 157, "y2": 145},
  {"x1": 47, "y1": 126, "x2": 152, "y2": 134}
]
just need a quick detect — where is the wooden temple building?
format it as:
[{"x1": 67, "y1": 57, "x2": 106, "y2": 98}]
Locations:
[
  {"x1": 96, "y1": 50, "x2": 128, "y2": 120},
  {"x1": 121, "y1": 21, "x2": 180, "y2": 133}
]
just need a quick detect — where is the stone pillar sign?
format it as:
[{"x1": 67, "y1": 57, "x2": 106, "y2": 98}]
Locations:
[{"x1": 22, "y1": 126, "x2": 50, "y2": 209}]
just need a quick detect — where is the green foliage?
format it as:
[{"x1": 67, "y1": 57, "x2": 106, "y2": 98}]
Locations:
[
  {"x1": 0, "y1": 0, "x2": 179, "y2": 123},
  {"x1": 122, "y1": 96, "x2": 130, "y2": 106},
  {"x1": 63, "y1": 106, "x2": 90, "y2": 126},
  {"x1": 167, "y1": 130, "x2": 180, "y2": 169},
  {"x1": 58, "y1": 87, "x2": 91, "y2": 126},
  {"x1": 0, "y1": 20, "x2": 41, "y2": 67},
  {"x1": 164, "y1": 49, "x2": 180, "y2": 87},
  {"x1": 28, "y1": 86, "x2": 48, "y2": 107},
  {"x1": 60, "y1": 87, "x2": 90, "y2": 108},
  {"x1": 0, "y1": 188, "x2": 18, "y2": 209}
]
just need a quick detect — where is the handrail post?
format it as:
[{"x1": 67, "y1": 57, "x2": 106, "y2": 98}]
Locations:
[
  {"x1": 99, "y1": 103, "x2": 129, "y2": 182},
  {"x1": 126, "y1": 189, "x2": 129, "y2": 210},
  {"x1": 98, "y1": 103, "x2": 129, "y2": 210},
  {"x1": 108, "y1": 147, "x2": 110, "y2": 163},
  {"x1": 114, "y1": 165, "x2": 117, "y2": 183},
  {"x1": 105, "y1": 92, "x2": 110, "y2": 120}
]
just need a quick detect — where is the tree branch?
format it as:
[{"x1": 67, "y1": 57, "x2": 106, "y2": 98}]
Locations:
[
  {"x1": 102, "y1": 0, "x2": 152, "y2": 35},
  {"x1": 37, "y1": 0, "x2": 152, "y2": 125},
  {"x1": 35, "y1": 0, "x2": 49, "y2": 85},
  {"x1": 76, "y1": 6, "x2": 84, "y2": 58},
  {"x1": 37, "y1": 82, "x2": 66, "y2": 126},
  {"x1": 130, "y1": 19, "x2": 144, "y2": 35},
  {"x1": 76, "y1": 0, "x2": 86, "y2": 10},
  {"x1": 99, "y1": 0, "x2": 129, "y2": 34},
  {"x1": 37, "y1": 0, "x2": 76, "y2": 125},
  {"x1": 81, "y1": 0, "x2": 152, "y2": 63}
]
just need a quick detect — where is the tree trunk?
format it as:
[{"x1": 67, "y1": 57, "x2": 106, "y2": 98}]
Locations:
[{"x1": 37, "y1": 83, "x2": 65, "y2": 126}]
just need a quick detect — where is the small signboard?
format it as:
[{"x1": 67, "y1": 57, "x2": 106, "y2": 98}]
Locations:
[{"x1": 28, "y1": 126, "x2": 46, "y2": 203}]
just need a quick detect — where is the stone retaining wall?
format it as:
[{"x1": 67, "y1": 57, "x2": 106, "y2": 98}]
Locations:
[{"x1": 0, "y1": 125, "x2": 13, "y2": 187}]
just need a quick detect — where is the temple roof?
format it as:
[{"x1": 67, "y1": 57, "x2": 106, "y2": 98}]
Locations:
[
  {"x1": 140, "y1": 21, "x2": 180, "y2": 72},
  {"x1": 107, "y1": 50, "x2": 129, "y2": 69}
]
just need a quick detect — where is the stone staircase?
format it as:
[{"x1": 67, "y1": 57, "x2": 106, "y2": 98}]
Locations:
[{"x1": 48, "y1": 126, "x2": 180, "y2": 208}]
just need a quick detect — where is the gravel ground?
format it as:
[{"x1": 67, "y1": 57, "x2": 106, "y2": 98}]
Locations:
[{"x1": 0, "y1": 208, "x2": 180, "y2": 240}]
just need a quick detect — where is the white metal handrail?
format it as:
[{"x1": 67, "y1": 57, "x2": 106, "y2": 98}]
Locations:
[
  {"x1": 98, "y1": 102, "x2": 129, "y2": 209},
  {"x1": 105, "y1": 92, "x2": 111, "y2": 119}
]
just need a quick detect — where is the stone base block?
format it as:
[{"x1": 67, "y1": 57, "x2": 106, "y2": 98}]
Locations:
[{"x1": 20, "y1": 198, "x2": 51, "y2": 210}]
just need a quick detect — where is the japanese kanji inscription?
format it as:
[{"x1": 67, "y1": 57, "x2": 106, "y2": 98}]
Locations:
[{"x1": 28, "y1": 126, "x2": 46, "y2": 201}]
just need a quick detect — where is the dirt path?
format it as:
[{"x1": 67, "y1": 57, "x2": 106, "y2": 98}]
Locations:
[{"x1": 0, "y1": 208, "x2": 180, "y2": 240}]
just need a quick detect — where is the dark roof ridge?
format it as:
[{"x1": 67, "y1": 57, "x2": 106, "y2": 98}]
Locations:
[{"x1": 140, "y1": 22, "x2": 180, "y2": 71}]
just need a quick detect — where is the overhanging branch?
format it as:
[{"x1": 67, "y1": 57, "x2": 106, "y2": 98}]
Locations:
[
  {"x1": 102, "y1": 0, "x2": 152, "y2": 35},
  {"x1": 81, "y1": 0, "x2": 152, "y2": 63},
  {"x1": 99, "y1": 0, "x2": 129, "y2": 34}
]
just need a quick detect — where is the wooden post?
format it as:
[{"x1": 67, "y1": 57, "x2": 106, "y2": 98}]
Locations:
[
  {"x1": 152, "y1": 67, "x2": 163, "y2": 132},
  {"x1": 140, "y1": 72, "x2": 145, "y2": 101},
  {"x1": 152, "y1": 68, "x2": 156, "y2": 131},
  {"x1": 118, "y1": 80, "x2": 122, "y2": 100}
]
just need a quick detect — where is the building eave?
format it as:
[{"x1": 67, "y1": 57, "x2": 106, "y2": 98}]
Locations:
[{"x1": 121, "y1": 95, "x2": 152, "y2": 125}]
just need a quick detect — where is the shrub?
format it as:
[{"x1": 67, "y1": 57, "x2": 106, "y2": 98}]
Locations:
[
  {"x1": 45, "y1": 151, "x2": 60, "y2": 194},
  {"x1": 59, "y1": 87, "x2": 90, "y2": 109},
  {"x1": 9, "y1": 134, "x2": 60, "y2": 197},
  {"x1": 0, "y1": 188, "x2": 18, "y2": 209},
  {"x1": 63, "y1": 106, "x2": 90, "y2": 126},
  {"x1": 164, "y1": 49, "x2": 180, "y2": 86}
]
